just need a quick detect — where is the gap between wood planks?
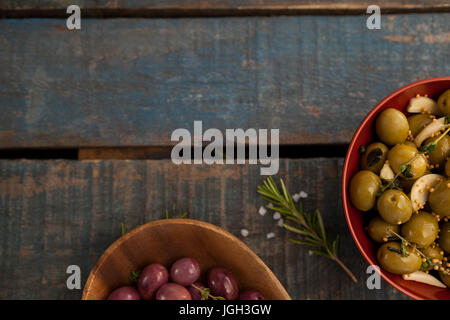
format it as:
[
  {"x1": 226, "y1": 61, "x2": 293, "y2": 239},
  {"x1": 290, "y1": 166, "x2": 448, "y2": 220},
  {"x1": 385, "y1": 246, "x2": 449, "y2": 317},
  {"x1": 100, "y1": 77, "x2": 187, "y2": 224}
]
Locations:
[
  {"x1": 0, "y1": 144, "x2": 348, "y2": 160},
  {"x1": 1, "y1": 5, "x2": 450, "y2": 18}
]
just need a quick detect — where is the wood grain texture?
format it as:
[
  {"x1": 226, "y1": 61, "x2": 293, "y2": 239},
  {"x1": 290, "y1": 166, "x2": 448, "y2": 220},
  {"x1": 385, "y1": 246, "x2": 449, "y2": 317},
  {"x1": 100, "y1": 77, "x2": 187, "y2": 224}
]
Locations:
[
  {"x1": 1, "y1": 1, "x2": 449, "y2": 16},
  {"x1": 0, "y1": 14, "x2": 449, "y2": 148},
  {"x1": 0, "y1": 159, "x2": 409, "y2": 299}
]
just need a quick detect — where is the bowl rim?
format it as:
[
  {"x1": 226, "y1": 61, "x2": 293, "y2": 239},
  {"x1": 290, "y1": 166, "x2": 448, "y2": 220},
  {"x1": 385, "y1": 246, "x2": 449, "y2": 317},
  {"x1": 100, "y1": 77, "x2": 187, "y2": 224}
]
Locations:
[
  {"x1": 342, "y1": 76, "x2": 450, "y2": 300},
  {"x1": 82, "y1": 218, "x2": 291, "y2": 300}
]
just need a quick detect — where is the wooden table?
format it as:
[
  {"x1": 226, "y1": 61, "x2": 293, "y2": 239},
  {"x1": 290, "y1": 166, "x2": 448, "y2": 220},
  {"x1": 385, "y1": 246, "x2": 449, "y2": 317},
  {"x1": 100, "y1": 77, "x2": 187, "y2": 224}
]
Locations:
[{"x1": 0, "y1": 1, "x2": 449, "y2": 300}]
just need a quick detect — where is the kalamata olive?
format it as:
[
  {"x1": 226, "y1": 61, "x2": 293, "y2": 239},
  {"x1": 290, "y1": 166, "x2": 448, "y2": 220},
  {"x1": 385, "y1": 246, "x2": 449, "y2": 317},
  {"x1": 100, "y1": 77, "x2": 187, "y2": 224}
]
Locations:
[
  {"x1": 207, "y1": 267, "x2": 239, "y2": 300},
  {"x1": 401, "y1": 212, "x2": 439, "y2": 248},
  {"x1": 424, "y1": 135, "x2": 450, "y2": 168},
  {"x1": 349, "y1": 170, "x2": 381, "y2": 212},
  {"x1": 429, "y1": 179, "x2": 450, "y2": 217},
  {"x1": 187, "y1": 282, "x2": 206, "y2": 300},
  {"x1": 367, "y1": 216, "x2": 400, "y2": 243},
  {"x1": 107, "y1": 286, "x2": 141, "y2": 300},
  {"x1": 138, "y1": 263, "x2": 169, "y2": 300},
  {"x1": 156, "y1": 283, "x2": 192, "y2": 300},
  {"x1": 377, "y1": 242, "x2": 422, "y2": 275},
  {"x1": 170, "y1": 257, "x2": 201, "y2": 286},
  {"x1": 375, "y1": 108, "x2": 409, "y2": 145},
  {"x1": 439, "y1": 222, "x2": 450, "y2": 254},
  {"x1": 388, "y1": 144, "x2": 427, "y2": 180},
  {"x1": 407, "y1": 114, "x2": 433, "y2": 137},
  {"x1": 377, "y1": 190, "x2": 412, "y2": 225},
  {"x1": 360, "y1": 142, "x2": 389, "y2": 174},
  {"x1": 239, "y1": 289, "x2": 265, "y2": 300},
  {"x1": 437, "y1": 89, "x2": 450, "y2": 115}
]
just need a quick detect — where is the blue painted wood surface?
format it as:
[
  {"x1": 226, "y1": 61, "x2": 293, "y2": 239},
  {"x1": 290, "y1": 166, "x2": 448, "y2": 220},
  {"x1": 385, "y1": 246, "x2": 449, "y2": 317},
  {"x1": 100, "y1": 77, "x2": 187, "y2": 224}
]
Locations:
[
  {"x1": 0, "y1": 14, "x2": 449, "y2": 147},
  {"x1": 0, "y1": 159, "x2": 409, "y2": 299}
]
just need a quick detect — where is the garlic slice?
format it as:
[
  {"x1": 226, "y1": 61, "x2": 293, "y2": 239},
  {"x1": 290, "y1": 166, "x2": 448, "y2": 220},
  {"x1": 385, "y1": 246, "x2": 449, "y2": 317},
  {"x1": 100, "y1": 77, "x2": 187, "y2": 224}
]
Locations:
[
  {"x1": 402, "y1": 271, "x2": 447, "y2": 288},
  {"x1": 380, "y1": 161, "x2": 395, "y2": 181},
  {"x1": 414, "y1": 117, "x2": 449, "y2": 147},
  {"x1": 410, "y1": 174, "x2": 444, "y2": 212},
  {"x1": 406, "y1": 96, "x2": 441, "y2": 115}
]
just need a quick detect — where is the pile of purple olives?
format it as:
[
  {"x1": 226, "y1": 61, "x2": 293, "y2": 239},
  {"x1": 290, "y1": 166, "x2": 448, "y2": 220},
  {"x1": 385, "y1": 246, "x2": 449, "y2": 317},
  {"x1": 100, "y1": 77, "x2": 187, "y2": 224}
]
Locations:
[{"x1": 107, "y1": 257, "x2": 265, "y2": 300}]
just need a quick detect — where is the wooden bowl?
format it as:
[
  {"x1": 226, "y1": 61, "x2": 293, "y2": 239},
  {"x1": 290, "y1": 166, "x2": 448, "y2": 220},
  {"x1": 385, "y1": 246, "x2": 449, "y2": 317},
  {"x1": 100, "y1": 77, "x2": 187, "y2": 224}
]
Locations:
[
  {"x1": 82, "y1": 219, "x2": 291, "y2": 300},
  {"x1": 342, "y1": 77, "x2": 450, "y2": 300}
]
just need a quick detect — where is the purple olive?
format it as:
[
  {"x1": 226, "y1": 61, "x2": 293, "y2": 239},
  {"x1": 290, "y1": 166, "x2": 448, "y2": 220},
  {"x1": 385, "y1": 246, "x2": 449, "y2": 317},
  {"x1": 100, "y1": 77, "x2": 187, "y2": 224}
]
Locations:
[
  {"x1": 187, "y1": 281, "x2": 206, "y2": 300},
  {"x1": 170, "y1": 257, "x2": 201, "y2": 286},
  {"x1": 138, "y1": 263, "x2": 169, "y2": 300},
  {"x1": 239, "y1": 289, "x2": 265, "y2": 300},
  {"x1": 156, "y1": 283, "x2": 192, "y2": 300},
  {"x1": 107, "y1": 286, "x2": 140, "y2": 300},
  {"x1": 207, "y1": 267, "x2": 239, "y2": 300}
]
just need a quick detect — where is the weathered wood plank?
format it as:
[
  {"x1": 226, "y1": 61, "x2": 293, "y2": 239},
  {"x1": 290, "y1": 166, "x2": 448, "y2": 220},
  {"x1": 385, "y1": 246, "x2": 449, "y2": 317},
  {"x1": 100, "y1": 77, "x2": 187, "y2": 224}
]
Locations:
[
  {"x1": 0, "y1": 15, "x2": 449, "y2": 148},
  {"x1": 1, "y1": 0, "x2": 449, "y2": 16},
  {"x1": 0, "y1": 159, "x2": 408, "y2": 299}
]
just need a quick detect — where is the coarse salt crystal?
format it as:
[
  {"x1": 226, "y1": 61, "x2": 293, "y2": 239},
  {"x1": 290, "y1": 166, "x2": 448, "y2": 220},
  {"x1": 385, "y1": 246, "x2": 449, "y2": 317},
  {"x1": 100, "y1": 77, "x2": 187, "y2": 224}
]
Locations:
[
  {"x1": 277, "y1": 219, "x2": 284, "y2": 227},
  {"x1": 258, "y1": 206, "x2": 267, "y2": 216},
  {"x1": 240, "y1": 229, "x2": 249, "y2": 237},
  {"x1": 292, "y1": 193, "x2": 301, "y2": 202},
  {"x1": 266, "y1": 232, "x2": 276, "y2": 239},
  {"x1": 299, "y1": 191, "x2": 308, "y2": 198},
  {"x1": 273, "y1": 212, "x2": 281, "y2": 220}
]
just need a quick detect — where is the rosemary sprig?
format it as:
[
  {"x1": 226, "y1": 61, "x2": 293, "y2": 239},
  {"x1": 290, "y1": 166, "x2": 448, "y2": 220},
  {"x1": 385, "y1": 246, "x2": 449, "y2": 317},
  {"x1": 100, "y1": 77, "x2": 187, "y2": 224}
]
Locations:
[
  {"x1": 129, "y1": 270, "x2": 141, "y2": 284},
  {"x1": 164, "y1": 210, "x2": 189, "y2": 219},
  {"x1": 191, "y1": 284, "x2": 225, "y2": 300},
  {"x1": 257, "y1": 177, "x2": 358, "y2": 283},
  {"x1": 419, "y1": 126, "x2": 450, "y2": 154},
  {"x1": 389, "y1": 231, "x2": 449, "y2": 275},
  {"x1": 121, "y1": 222, "x2": 126, "y2": 236}
]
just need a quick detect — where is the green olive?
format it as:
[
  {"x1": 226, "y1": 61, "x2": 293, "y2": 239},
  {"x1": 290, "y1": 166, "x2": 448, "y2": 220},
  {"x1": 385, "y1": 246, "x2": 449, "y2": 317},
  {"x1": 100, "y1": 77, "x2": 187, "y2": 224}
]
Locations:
[
  {"x1": 377, "y1": 189, "x2": 412, "y2": 225},
  {"x1": 388, "y1": 144, "x2": 427, "y2": 180},
  {"x1": 403, "y1": 141, "x2": 417, "y2": 149},
  {"x1": 437, "y1": 89, "x2": 450, "y2": 115},
  {"x1": 424, "y1": 135, "x2": 450, "y2": 168},
  {"x1": 429, "y1": 179, "x2": 450, "y2": 217},
  {"x1": 440, "y1": 271, "x2": 450, "y2": 287},
  {"x1": 445, "y1": 158, "x2": 450, "y2": 177},
  {"x1": 376, "y1": 108, "x2": 410, "y2": 146},
  {"x1": 360, "y1": 143, "x2": 389, "y2": 173},
  {"x1": 401, "y1": 212, "x2": 439, "y2": 248},
  {"x1": 422, "y1": 245, "x2": 444, "y2": 261},
  {"x1": 377, "y1": 242, "x2": 422, "y2": 275},
  {"x1": 439, "y1": 222, "x2": 450, "y2": 254},
  {"x1": 407, "y1": 114, "x2": 433, "y2": 137},
  {"x1": 349, "y1": 170, "x2": 381, "y2": 212},
  {"x1": 367, "y1": 216, "x2": 400, "y2": 243},
  {"x1": 421, "y1": 245, "x2": 444, "y2": 271}
]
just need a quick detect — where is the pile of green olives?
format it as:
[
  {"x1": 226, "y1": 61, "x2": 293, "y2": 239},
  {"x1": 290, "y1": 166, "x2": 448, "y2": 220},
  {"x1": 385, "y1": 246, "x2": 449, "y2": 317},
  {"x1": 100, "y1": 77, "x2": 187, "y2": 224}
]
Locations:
[{"x1": 350, "y1": 89, "x2": 450, "y2": 289}]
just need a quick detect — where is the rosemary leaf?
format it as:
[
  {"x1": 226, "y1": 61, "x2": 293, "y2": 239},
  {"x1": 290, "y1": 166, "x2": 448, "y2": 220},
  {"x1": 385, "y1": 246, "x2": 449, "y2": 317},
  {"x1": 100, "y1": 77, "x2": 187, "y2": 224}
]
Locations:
[{"x1": 257, "y1": 177, "x2": 358, "y2": 283}]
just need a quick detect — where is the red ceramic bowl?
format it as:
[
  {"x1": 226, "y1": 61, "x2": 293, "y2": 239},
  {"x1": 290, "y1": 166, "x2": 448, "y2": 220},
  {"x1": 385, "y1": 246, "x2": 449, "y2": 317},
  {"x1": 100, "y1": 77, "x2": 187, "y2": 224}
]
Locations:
[{"x1": 343, "y1": 77, "x2": 450, "y2": 300}]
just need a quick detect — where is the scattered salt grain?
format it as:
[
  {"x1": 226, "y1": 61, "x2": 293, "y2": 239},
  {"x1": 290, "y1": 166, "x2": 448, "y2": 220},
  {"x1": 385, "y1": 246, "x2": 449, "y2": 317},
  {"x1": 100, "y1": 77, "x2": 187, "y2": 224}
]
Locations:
[
  {"x1": 308, "y1": 250, "x2": 313, "y2": 256},
  {"x1": 292, "y1": 193, "x2": 301, "y2": 202},
  {"x1": 266, "y1": 232, "x2": 276, "y2": 239},
  {"x1": 240, "y1": 229, "x2": 249, "y2": 237},
  {"x1": 299, "y1": 191, "x2": 308, "y2": 199},
  {"x1": 277, "y1": 219, "x2": 284, "y2": 227},
  {"x1": 273, "y1": 212, "x2": 281, "y2": 220},
  {"x1": 258, "y1": 206, "x2": 267, "y2": 216}
]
